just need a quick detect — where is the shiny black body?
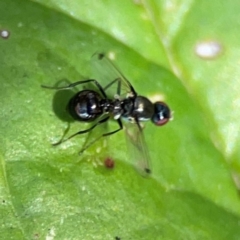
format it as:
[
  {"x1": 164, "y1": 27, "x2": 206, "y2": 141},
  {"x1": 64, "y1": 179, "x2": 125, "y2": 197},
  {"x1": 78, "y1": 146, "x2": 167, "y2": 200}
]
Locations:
[
  {"x1": 68, "y1": 89, "x2": 156, "y2": 124},
  {"x1": 42, "y1": 53, "x2": 171, "y2": 174}
]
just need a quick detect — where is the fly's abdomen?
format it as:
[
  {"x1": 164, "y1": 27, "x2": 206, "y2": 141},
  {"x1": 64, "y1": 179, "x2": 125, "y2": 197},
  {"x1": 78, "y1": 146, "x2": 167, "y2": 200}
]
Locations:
[{"x1": 68, "y1": 90, "x2": 103, "y2": 121}]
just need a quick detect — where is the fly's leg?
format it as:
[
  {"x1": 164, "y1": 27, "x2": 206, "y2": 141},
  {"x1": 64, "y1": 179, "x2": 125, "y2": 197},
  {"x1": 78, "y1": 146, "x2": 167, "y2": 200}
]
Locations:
[
  {"x1": 103, "y1": 78, "x2": 121, "y2": 95},
  {"x1": 52, "y1": 116, "x2": 110, "y2": 146},
  {"x1": 79, "y1": 119, "x2": 123, "y2": 154},
  {"x1": 41, "y1": 79, "x2": 107, "y2": 98}
]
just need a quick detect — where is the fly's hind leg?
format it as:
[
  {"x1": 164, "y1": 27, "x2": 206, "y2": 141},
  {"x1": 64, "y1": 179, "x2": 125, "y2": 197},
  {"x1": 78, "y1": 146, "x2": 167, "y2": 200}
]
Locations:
[{"x1": 79, "y1": 119, "x2": 123, "y2": 154}]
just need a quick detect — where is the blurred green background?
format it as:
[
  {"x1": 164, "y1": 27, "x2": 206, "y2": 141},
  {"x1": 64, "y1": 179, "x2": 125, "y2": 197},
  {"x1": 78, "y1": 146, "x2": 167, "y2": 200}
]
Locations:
[{"x1": 1, "y1": 0, "x2": 240, "y2": 239}]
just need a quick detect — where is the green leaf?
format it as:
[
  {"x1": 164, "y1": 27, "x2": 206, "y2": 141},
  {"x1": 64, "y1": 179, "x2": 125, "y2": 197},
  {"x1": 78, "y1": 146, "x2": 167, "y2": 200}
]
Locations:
[{"x1": 1, "y1": 0, "x2": 240, "y2": 239}]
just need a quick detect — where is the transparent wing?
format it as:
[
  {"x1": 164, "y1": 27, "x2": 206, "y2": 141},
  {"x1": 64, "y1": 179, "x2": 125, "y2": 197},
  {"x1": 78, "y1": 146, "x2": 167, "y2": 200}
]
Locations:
[
  {"x1": 91, "y1": 52, "x2": 136, "y2": 99},
  {"x1": 125, "y1": 121, "x2": 152, "y2": 176},
  {"x1": 91, "y1": 52, "x2": 151, "y2": 176}
]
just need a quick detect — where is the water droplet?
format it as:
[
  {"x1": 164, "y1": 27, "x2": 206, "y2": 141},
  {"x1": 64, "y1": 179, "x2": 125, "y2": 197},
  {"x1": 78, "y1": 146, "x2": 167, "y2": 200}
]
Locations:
[
  {"x1": 195, "y1": 40, "x2": 223, "y2": 59},
  {"x1": 108, "y1": 51, "x2": 116, "y2": 60},
  {"x1": 1, "y1": 30, "x2": 10, "y2": 39}
]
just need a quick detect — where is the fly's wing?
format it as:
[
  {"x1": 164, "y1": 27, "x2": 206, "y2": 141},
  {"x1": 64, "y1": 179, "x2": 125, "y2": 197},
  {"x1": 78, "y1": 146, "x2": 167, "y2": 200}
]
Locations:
[
  {"x1": 92, "y1": 52, "x2": 151, "y2": 176},
  {"x1": 78, "y1": 113, "x2": 113, "y2": 165},
  {"x1": 91, "y1": 52, "x2": 136, "y2": 99},
  {"x1": 79, "y1": 113, "x2": 109, "y2": 152},
  {"x1": 125, "y1": 121, "x2": 152, "y2": 176}
]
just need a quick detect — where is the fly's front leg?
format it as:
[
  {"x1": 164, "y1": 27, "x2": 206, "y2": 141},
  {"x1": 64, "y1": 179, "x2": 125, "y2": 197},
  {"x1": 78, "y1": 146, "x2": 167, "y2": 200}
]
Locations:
[
  {"x1": 41, "y1": 79, "x2": 108, "y2": 98},
  {"x1": 103, "y1": 78, "x2": 121, "y2": 95}
]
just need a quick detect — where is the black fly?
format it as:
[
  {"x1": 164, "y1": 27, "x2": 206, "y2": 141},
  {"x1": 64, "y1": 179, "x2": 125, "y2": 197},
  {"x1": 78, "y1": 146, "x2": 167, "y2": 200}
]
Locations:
[{"x1": 42, "y1": 53, "x2": 171, "y2": 175}]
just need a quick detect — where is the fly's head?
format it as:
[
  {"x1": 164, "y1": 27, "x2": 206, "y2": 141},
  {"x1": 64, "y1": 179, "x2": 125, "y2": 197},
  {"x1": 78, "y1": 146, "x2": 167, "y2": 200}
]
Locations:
[{"x1": 151, "y1": 102, "x2": 171, "y2": 126}]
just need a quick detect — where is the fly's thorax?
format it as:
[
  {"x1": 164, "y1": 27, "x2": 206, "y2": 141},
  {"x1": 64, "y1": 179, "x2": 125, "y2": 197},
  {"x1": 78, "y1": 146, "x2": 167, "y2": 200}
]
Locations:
[
  {"x1": 112, "y1": 99, "x2": 123, "y2": 120},
  {"x1": 121, "y1": 98, "x2": 135, "y2": 119},
  {"x1": 101, "y1": 99, "x2": 111, "y2": 113},
  {"x1": 132, "y1": 96, "x2": 154, "y2": 121}
]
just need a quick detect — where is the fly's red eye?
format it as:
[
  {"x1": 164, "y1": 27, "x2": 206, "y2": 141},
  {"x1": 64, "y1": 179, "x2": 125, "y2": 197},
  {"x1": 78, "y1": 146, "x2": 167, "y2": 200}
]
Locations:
[{"x1": 152, "y1": 102, "x2": 171, "y2": 126}]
